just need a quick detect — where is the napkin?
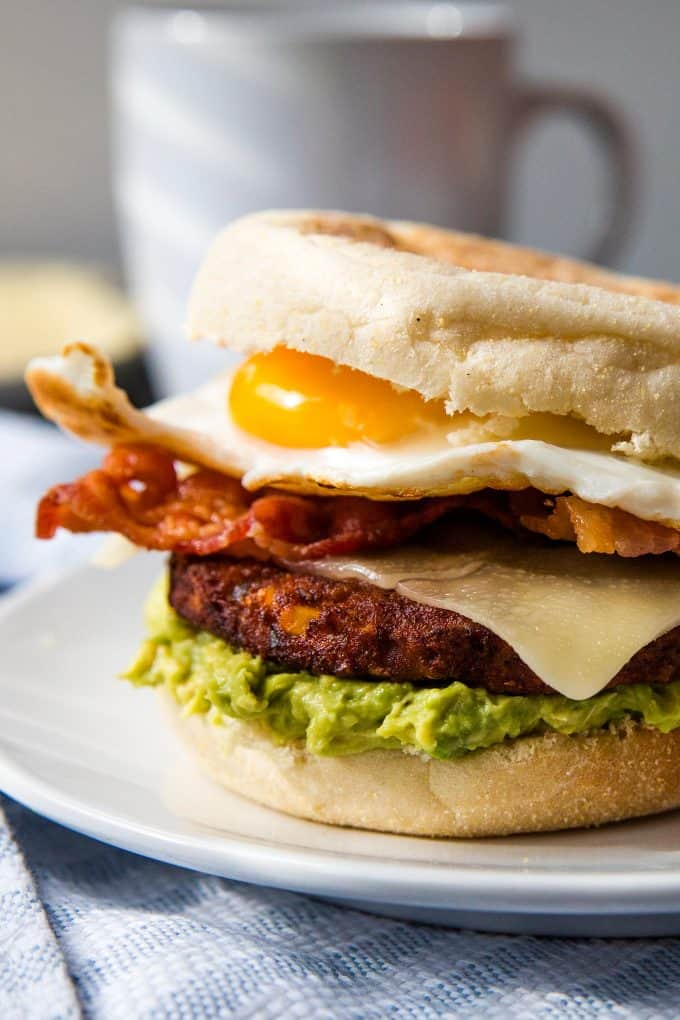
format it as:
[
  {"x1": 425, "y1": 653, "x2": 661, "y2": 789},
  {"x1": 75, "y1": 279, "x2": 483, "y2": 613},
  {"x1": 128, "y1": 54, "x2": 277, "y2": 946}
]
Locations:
[{"x1": 0, "y1": 411, "x2": 100, "y2": 587}]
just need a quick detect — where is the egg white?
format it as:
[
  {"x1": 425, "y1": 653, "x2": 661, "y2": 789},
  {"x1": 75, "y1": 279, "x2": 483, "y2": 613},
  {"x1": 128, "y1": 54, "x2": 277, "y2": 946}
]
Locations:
[{"x1": 26, "y1": 344, "x2": 680, "y2": 526}]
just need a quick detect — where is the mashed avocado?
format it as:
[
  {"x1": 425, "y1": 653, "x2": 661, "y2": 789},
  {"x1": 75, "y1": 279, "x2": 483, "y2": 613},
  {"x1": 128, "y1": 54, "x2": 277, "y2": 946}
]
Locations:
[{"x1": 123, "y1": 575, "x2": 680, "y2": 759}]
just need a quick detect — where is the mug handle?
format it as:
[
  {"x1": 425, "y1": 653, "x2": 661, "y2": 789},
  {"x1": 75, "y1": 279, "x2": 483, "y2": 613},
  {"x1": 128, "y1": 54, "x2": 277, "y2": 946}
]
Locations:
[{"x1": 511, "y1": 84, "x2": 637, "y2": 265}]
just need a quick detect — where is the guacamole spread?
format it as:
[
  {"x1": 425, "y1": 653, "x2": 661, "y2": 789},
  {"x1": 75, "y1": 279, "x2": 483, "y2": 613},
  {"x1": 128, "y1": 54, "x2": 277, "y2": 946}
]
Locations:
[{"x1": 123, "y1": 575, "x2": 680, "y2": 759}]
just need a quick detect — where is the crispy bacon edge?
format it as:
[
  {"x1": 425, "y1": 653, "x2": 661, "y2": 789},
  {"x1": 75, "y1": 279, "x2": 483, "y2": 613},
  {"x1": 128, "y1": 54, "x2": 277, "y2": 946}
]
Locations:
[
  {"x1": 36, "y1": 443, "x2": 680, "y2": 560},
  {"x1": 518, "y1": 493, "x2": 680, "y2": 557},
  {"x1": 35, "y1": 444, "x2": 471, "y2": 560}
]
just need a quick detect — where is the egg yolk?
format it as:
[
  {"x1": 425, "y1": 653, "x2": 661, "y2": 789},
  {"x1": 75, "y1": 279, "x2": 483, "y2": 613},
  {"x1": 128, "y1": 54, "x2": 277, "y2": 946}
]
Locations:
[{"x1": 228, "y1": 348, "x2": 449, "y2": 448}]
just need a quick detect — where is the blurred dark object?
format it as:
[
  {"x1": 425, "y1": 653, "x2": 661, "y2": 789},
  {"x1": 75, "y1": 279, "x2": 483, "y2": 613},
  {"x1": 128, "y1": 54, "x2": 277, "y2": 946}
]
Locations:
[{"x1": 0, "y1": 261, "x2": 154, "y2": 413}]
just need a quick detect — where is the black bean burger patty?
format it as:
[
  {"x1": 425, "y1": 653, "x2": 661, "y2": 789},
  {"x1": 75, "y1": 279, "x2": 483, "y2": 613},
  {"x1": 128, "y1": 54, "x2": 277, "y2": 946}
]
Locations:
[{"x1": 169, "y1": 555, "x2": 680, "y2": 696}]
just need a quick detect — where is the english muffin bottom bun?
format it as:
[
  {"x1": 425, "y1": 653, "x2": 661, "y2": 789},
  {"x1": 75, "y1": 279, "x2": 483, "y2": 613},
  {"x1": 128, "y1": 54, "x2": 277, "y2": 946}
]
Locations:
[
  {"x1": 164, "y1": 698, "x2": 680, "y2": 839},
  {"x1": 25, "y1": 210, "x2": 680, "y2": 837}
]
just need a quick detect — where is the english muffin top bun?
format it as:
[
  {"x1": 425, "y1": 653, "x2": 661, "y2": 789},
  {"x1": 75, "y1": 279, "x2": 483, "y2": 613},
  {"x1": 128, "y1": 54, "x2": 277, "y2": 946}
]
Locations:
[{"x1": 189, "y1": 210, "x2": 680, "y2": 460}]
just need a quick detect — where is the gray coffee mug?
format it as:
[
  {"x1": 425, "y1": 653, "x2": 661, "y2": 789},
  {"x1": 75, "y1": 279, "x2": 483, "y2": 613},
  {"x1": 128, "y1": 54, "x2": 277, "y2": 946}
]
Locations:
[{"x1": 112, "y1": 3, "x2": 635, "y2": 395}]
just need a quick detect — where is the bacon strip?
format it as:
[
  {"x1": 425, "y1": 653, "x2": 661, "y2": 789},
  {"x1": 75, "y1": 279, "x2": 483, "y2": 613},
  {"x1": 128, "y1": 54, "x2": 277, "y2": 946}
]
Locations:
[
  {"x1": 516, "y1": 493, "x2": 680, "y2": 557},
  {"x1": 36, "y1": 443, "x2": 680, "y2": 560},
  {"x1": 36, "y1": 444, "x2": 464, "y2": 560}
]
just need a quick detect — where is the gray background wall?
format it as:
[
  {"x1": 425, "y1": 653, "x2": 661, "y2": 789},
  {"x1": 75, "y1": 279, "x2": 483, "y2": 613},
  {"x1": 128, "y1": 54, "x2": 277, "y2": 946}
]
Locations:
[{"x1": 2, "y1": 0, "x2": 679, "y2": 278}]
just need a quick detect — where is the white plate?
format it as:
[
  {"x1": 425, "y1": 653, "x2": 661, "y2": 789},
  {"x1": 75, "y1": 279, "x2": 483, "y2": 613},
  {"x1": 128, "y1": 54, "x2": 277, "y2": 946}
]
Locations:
[{"x1": 4, "y1": 556, "x2": 680, "y2": 936}]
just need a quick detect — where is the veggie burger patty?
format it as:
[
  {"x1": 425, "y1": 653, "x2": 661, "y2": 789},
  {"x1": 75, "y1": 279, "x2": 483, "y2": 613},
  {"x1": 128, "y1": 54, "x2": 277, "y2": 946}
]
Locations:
[{"x1": 169, "y1": 555, "x2": 680, "y2": 696}]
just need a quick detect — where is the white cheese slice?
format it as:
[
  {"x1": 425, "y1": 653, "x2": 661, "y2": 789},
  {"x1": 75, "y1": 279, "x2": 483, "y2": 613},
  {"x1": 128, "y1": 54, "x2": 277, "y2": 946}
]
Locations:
[{"x1": 297, "y1": 522, "x2": 680, "y2": 700}]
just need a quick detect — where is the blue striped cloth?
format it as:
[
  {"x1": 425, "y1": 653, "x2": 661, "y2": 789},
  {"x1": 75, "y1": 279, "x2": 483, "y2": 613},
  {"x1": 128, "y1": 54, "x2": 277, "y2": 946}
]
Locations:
[
  {"x1": 4, "y1": 795, "x2": 680, "y2": 1019},
  {"x1": 4, "y1": 412, "x2": 680, "y2": 1018}
]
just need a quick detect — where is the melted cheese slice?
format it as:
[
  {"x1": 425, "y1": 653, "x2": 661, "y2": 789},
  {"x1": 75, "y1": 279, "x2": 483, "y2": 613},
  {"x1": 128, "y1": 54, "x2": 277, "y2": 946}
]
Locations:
[{"x1": 297, "y1": 523, "x2": 680, "y2": 699}]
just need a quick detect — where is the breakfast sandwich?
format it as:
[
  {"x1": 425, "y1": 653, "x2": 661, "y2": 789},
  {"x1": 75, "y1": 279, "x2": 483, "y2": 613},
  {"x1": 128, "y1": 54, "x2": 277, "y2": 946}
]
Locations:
[{"x1": 25, "y1": 210, "x2": 680, "y2": 837}]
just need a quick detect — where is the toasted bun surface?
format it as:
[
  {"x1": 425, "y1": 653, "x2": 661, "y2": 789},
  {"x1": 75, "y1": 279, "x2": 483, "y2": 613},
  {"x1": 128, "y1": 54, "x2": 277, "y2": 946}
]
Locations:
[
  {"x1": 163, "y1": 693, "x2": 680, "y2": 837},
  {"x1": 188, "y1": 210, "x2": 680, "y2": 461}
]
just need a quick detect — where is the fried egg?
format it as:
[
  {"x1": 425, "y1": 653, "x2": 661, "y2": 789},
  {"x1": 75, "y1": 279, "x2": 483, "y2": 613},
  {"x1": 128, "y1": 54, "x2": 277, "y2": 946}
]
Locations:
[{"x1": 25, "y1": 343, "x2": 680, "y2": 527}]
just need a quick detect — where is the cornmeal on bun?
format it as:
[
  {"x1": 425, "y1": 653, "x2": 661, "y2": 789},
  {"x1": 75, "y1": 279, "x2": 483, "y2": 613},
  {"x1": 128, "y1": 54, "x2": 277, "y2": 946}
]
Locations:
[{"x1": 26, "y1": 210, "x2": 680, "y2": 837}]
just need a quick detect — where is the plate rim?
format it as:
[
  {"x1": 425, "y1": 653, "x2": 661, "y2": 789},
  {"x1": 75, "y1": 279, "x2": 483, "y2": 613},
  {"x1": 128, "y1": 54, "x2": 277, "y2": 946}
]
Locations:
[{"x1": 5, "y1": 742, "x2": 680, "y2": 916}]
